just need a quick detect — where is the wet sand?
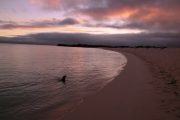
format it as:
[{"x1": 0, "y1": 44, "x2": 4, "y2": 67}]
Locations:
[
  {"x1": 63, "y1": 48, "x2": 180, "y2": 120},
  {"x1": 112, "y1": 48, "x2": 180, "y2": 118}
]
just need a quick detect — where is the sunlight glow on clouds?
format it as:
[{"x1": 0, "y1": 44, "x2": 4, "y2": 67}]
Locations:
[{"x1": 0, "y1": 0, "x2": 179, "y2": 36}]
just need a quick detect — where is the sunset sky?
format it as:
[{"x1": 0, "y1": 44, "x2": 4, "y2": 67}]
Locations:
[{"x1": 0, "y1": 0, "x2": 179, "y2": 37}]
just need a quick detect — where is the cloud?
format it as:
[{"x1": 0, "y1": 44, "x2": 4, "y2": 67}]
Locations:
[
  {"x1": 74, "y1": 0, "x2": 180, "y2": 32},
  {"x1": 31, "y1": 0, "x2": 61, "y2": 10},
  {"x1": 59, "y1": 18, "x2": 79, "y2": 25},
  {"x1": 1, "y1": 0, "x2": 180, "y2": 33},
  {"x1": 0, "y1": 18, "x2": 79, "y2": 29},
  {"x1": 0, "y1": 20, "x2": 15, "y2": 25},
  {"x1": 30, "y1": 0, "x2": 178, "y2": 33},
  {"x1": 30, "y1": 0, "x2": 180, "y2": 32}
]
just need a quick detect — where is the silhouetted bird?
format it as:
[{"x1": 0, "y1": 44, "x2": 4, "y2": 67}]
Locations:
[{"x1": 59, "y1": 75, "x2": 66, "y2": 83}]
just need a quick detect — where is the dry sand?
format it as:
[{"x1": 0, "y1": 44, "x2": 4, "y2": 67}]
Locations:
[
  {"x1": 63, "y1": 48, "x2": 180, "y2": 120},
  {"x1": 113, "y1": 48, "x2": 180, "y2": 118}
]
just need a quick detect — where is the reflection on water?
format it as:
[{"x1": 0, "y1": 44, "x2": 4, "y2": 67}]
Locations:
[{"x1": 0, "y1": 44, "x2": 127, "y2": 120}]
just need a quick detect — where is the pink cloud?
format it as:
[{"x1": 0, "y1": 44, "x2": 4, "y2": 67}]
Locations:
[{"x1": 31, "y1": 0, "x2": 61, "y2": 9}]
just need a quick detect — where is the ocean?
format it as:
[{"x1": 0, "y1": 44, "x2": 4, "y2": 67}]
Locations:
[{"x1": 0, "y1": 44, "x2": 127, "y2": 120}]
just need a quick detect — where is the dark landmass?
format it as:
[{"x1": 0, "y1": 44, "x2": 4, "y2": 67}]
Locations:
[
  {"x1": 1, "y1": 32, "x2": 180, "y2": 47},
  {"x1": 57, "y1": 44, "x2": 168, "y2": 49}
]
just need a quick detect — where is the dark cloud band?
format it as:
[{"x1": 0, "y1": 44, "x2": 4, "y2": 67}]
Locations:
[{"x1": 0, "y1": 18, "x2": 79, "y2": 29}]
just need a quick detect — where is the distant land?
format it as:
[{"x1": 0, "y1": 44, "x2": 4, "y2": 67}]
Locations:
[
  {"x1": 57, "y1": 44, "x2": 168, "y2": 49},
  {"x1": 0, "y1": 33, "x2": 180, "y2": 47}
]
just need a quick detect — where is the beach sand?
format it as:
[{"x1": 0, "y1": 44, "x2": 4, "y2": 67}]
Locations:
[{"x1": 62, "y1": 48, "x2": 180, "y2": 120}]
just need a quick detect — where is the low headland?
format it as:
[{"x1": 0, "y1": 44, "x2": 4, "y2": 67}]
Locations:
[{"x1": 57, "y1": 43, "x2": 168, "y2": 49}]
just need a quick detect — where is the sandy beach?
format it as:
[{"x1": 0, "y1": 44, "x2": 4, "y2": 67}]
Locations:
[{"x1": 62, "y1": 48, "x2": 180, "y2": 120}]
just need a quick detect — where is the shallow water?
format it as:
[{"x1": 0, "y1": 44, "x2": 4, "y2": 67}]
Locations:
[{"x1": 0, "y1": 44, "x2": 127, "y2": 120}]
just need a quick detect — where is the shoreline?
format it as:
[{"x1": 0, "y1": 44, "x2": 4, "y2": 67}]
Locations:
[
  {"x1": 110, "y1": 48, "x2": 180, "y2": 118},
  {"x1": 63, "y1": 48, "x2": 179, "y2": 120}
]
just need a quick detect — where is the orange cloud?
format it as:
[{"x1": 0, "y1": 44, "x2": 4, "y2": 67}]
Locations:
[
  {"x1": 106, "y1": 8, "x2": 139, "y2": 19},
  {"x1": 84, "y1": 5, "x2": 180, "y2": 31}
]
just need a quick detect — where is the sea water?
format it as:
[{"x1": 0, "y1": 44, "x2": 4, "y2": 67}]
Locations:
[{"x1": 0, "y1": 44, "x2": 127, "y2": 120}]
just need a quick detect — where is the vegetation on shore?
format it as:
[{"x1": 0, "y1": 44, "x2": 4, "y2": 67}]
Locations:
[{"x1": 57, "y1": 44, "x2": 167, "y2": 49}]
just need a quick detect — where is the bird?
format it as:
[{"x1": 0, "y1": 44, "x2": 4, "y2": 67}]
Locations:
[{"x1": 59, "y1": 75, "x2": 67, "y2": 83}]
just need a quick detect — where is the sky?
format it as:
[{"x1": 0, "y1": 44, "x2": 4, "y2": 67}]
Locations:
[{"x1": 0, "y1": 0, "x2": 180, "y2": 37}]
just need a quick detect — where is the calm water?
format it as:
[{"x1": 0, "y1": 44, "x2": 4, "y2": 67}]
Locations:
[{"x1": 0, "y1": 44, "x2": 127, "y2": 120}]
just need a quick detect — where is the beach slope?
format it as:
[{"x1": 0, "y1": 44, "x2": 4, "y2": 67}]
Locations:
[{"x1": 63, "y1": 50, "x2": 178, "y2": 120}]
